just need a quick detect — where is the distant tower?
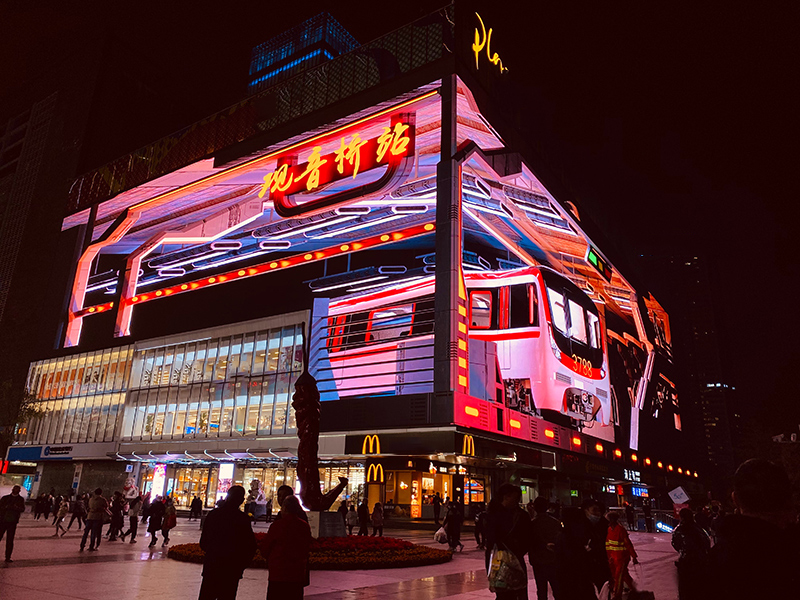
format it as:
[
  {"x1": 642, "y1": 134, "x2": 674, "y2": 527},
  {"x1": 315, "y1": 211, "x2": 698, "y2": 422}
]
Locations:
[{"x1": 248, "y1": 13, "x2": 359, "y2": 95}]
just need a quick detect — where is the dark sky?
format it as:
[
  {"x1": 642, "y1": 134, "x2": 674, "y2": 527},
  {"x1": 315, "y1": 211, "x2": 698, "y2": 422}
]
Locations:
[{"x1": 1, "y1": 1, "x2": 797, "y2": 430}]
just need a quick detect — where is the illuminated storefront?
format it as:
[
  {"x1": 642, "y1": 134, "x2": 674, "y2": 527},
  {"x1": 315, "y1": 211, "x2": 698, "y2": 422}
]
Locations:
[{"x1": 7, "y1": 4, "x2": 700, "y2": 507}]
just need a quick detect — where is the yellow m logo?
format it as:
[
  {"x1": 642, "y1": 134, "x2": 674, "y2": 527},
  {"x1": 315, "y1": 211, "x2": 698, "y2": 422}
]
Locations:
[
  {"x1": 362, "y1": 434, "x2": 381, "y2": 454},
  {"x1": 366, "y1": 463, "x2": 384, "y2": 483},
  {"x1": 462, "y1": 434, "x2": 475, "y2": 456}
]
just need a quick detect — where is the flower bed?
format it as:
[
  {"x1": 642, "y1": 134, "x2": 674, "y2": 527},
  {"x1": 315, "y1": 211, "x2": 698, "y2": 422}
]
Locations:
[{"x1": 168, "y1": 535, "x2": 451, "y2": 570}]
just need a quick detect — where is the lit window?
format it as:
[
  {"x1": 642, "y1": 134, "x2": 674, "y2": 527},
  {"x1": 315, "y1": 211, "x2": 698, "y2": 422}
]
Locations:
[
  {"x1": 548, "y1": 289, "x2": 567, "y2": 334},
  {"x1": 470, "y1": 291, "x2": 493, "y2": 329},
  {"x1": 369, "y1": 304, "x2": 414, "y2": 342},
  {"x1": 568, "y1": 300, "x2": 588, "y2": 344}
]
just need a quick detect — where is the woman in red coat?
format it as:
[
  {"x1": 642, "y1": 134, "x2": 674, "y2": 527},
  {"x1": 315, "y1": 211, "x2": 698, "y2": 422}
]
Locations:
[
  {"x1": 605, "y1": 511, "x2": 639, "y2": 600},
  {"x1": 262, "y1": 495, "x2": 312, "y2": 599}
]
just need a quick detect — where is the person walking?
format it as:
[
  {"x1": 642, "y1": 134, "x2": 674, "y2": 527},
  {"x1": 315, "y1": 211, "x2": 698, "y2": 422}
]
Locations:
[
  {"x1": 54, "y1": 496, "x2": 70, "y2": 537},
  {"x1": 140, "y1": 491, "x2": 151, "y2": 524},
  {"x1": 161, "y1": 497, "x2": 177, "y2": 546},
  {"x1": 121, "y1": 494, "x2": 141, "y2": 543},
  {"x1": 370, "y1": 502, "x2": 384, "y2": 537},
  {"x1": 624, "y1": 503, "x2": 636, "y2": 531},
  {"x1": 643, "y1": 502, "x2": 654, "y2": 533},
  {"x1": 443, "y1": 500, "x2": 464, "y2": 551},
  {"x1": 474, "y1": 502, "x2": 488, "y2": 549},
  {"x1": 42, "y1": 492, "x2": 52, "y2": 521},
  {"x1": 189, "y1": 495, "x2": 203, "y2": 521},
  {"x1": 0, "y1": 485, "x2": 26, "y2": 562},
  {"x1": 265, "y1": 498, "x2": 273, "y2": 522},
  {"x1": 485, "y1": 484, "x2": 531, "y2": 600},
  {"x1": 51, "y1": 494, "x2": 63, "y2": 525},
  {"x1": 605, "y1": 511, "x2": 638, "y2": 600},
  {"x1": 345, "y1": 505, "x2": 358, "y2": 535},
  {"x1": 147, "y1": 496, "x2": 166, "y2": 547},
  {"x1": 357, "y1": 501, "x2": 370, "y2": 536},
  {"x1": 432, "y1": 492, "x2": 442, "y2": 526},
  {"x1": 66, "y1": 493, "x2": 87, "y2": 533},
  {"x1": 529, "y1": 496, "x2": 561, "y2": 600},
  {"x1": 80, "y1": 488, "x2": 108, "y2": 552},
  {"x1": 672, "y1": 508, "x2": 710, "y2": 600},
  {"x1": 33, "y1": 494, "x2": 44, "y2": 520},
  {"x1": 582, "y1": 498, "x2": 611, "y2": 592},
  {"x1": 261, "y1": 495, "x2": 312, "y2": 600},
  {"x1": 337, "y1": 501, "x2": 348, "y2": 526},
  {"x1": 555, "y1": 507, "x2": 595, "y2": 600},
  {"x1": 108, "y1": 491, "x2": 125, "y2": 541},
  {"x1": 198, "y1": 486, "x2": 257, "y2": 600}
]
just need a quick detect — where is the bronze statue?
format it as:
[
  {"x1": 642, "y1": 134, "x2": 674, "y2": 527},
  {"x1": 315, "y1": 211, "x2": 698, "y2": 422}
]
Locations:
[{"x1": 291, "y1": 324, "x2": 347, "y2": 511}]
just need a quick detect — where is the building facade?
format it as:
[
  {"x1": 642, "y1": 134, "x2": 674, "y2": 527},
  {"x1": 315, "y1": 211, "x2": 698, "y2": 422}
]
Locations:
[{"x1": 7, "y1": 3, "x2": 700, "y2": 514}]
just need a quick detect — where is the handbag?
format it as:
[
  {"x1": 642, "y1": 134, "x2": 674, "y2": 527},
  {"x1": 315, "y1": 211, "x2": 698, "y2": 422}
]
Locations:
[
  {"x1": 164, "y1": 513, "x2": 177, "y2": 530},
  {"x1": 487, "y1": 544, "x2": 527, "y2": 591},
  {"x1": 434, "y1": 527, "x2": 448, "y2": 544},
  {"x1": 102, "y1": 508, "x2": 112, "y2": 524}
]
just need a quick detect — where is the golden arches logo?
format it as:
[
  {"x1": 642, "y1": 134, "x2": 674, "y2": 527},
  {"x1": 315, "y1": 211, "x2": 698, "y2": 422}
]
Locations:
[
  {"x1": 366, "y1": 463, "x2": 384, "y2": 483},
  {"x1": 462, "y1": 434, "x2": 475, "y2": 456},
  {"x1": 362, "y1": 434, "x2": 381, "y2": 454}
]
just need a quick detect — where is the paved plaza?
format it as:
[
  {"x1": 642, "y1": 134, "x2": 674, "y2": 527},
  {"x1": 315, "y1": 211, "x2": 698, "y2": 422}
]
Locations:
[{"x1": 0, "y1": 514, "x2": 679, "y2": 599}]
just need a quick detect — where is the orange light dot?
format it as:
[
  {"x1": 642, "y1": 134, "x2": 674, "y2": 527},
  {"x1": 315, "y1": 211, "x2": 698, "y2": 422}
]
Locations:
[
  {"x1": 181, "y1": 284, "x2": 188, "y2": 290},
  {"x1": 645, "y1": 458, "x2": 651, "y2": 465},
  {"x1": 218, "y1": 276, "x2": 227, "y2": 282},
  {"x1": 315, "y1": 252, "x2": 325, "y2": 259},
  {"x1": 380, "y1": 235, "x2": 390, "y2": 242},
  {"x1": 304, "y1": 253, "x2": 313, "y2": 260},
  {"x1": 280, "y1": 260, "x2": 291, "y2": 267},
  {"x1": 392, "y1": 232, "x2": 404, "y2": 240},
  {"x1": 140, "y1": 295, "x2": 148, "y2": 301},
  {"x1": 677, "y1": 467, "x2": 683, "y2": 474},
  {"x1": 190, "y1": 283, "x2": 199, "y2": 289},
  {"x1": 155, "y1": 291, "x2": 163, "y2": 296},
  {"x1": 424, "y1": 223, "x2": 435, "y2": 231},
  {"x1": 544, "y1": 429, "x2": 555, "y2": 439},
  {"x1": 686, "y1": 470, "x2": 692, "y2": 476},
  {"x1": 572, "y1": 437, "x2": 581, "y2": 447},
  {"x1": 631, "y1": 453, "x2": 638, "y2": 461},
  {"x1": 270, "y1": 262, "x2": 278, "y2": 269},
  {"x1": 88, "y1": 307, "x2": 95, "y2": 313},
  {"x1": 614, "y1": 449, "x2": 622, "y2": 458},
  {"x1": 165, "y1": 290, "x2": 173, "y2": 295},
  {"x1": 208, "y1": 277, "x2": 216, "y2": 283},
  {"x1": 657, "y1": 461, "x2": 663, "y2": 469},
  {"x1": 238, "y1": 270, "x2": 246, "y2": 276},
  {"x1": 132, "y1": 296, "x2": 139, "y2": 302},
  {"x1": 464, "y1": 406, "x2": 479, "y2": 417},
  {"x1": 340, "y1": 244, "x2": 350, "y2": 251},
  {"x1": 96, "y1": 306, "x2": 103, "y2": 312},
  {"x1": 509, "y1": 419, "x2": 521, "y2": 429},
  {"x1": 248, "y1": 268, "x2": 258, "y2": 275},
  {"x1": 668, "y1": 465, "x2": 674, "y2": 471},
  {"x1": 595, "y1": 443, "x2": 603, "y2": 453},
  {"x1": 694, "y1": 472, "x2": 698, "y2": 478}
]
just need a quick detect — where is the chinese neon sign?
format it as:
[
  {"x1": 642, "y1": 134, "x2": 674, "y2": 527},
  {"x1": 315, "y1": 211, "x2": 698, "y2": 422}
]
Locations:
[
  {"x1": 472, "y1": 13, "x2": 508, "y2": 74},
  {"x1": 259, "y1": 114, "x2": 416, "y2": 217}
]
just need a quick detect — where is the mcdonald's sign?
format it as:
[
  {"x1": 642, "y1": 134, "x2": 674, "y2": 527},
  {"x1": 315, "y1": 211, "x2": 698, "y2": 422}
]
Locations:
[
  {"x1": 462, "y1": 434, "x2": 475, "y2": 456},
  {"x1": 366, "y1": 463, "x2": 385, "y2": 483},
  {"x1": 362, "y1": 434, "x2": 381, "y2": 454}
]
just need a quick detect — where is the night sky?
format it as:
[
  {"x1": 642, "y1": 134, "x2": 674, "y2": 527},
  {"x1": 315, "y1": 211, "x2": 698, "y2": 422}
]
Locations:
[{"x1": 1, "y1": 1, "x2": 796, "y2": 432}]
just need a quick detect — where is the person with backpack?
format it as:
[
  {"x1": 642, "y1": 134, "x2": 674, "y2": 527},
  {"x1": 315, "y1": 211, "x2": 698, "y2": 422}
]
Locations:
[{"x1": 672, "y1": 508, "x2": 710, "y2": 600}]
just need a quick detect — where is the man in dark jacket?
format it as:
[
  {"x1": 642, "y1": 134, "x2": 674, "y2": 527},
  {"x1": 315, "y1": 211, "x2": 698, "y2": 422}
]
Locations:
[
  {"x1": 672, "y1": 508, "x2": 710, "y2": 600},
  {"x1": 357, "y1": 500, "x2": 370, "y2": 535},
  {"x1": 582, "y1": 498, "x2": 611, "y2": 591},
  {"x1": 0, "y1": 485, "x2": 26, "y2": 562},
  {"x1": 529, "y1": 496, "x2": 561, "y2": 600},
  {"x1": 708, "y1": 459, "x2": 800, "y2": 600},
  {"x1": 485, "y1": 483, "x2": 531, "y2": 600},
  {"x1": 198, "y1": 486, "x2": 257, "y2": 600}
]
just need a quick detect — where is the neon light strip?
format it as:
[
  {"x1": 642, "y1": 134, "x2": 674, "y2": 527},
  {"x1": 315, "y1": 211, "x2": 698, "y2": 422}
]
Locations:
[{"x1": 77, "y1": 223, "x2": 436, "y2": 316}]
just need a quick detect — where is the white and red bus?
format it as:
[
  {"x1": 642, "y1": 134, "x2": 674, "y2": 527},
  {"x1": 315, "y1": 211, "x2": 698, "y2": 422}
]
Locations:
[{"x1": 313, "y1": 267, "x2": 612, "y2": 429}]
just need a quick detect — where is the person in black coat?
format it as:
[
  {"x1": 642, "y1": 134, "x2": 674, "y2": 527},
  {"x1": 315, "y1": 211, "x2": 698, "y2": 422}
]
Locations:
[
  {"x1": 198, "y1": 486, "x2": 257, "y2": 600},
  {"x1": 555, "y1": 507, "x2": 596, "y2": 600},
  {"x1": 357, "y1": 501, "x2": 370, "y2": 536},
  {"x1": 672, "y1": 508, "x2": 710, "y2": 600},
  {"x1": 485, "y1": 484, "x2": 531, "y2": 600},
  {"x1": 147, "y1": 497, "x2": 166, "y2": 547},
  {"x1": 582, "y1": 498, "x2": 611, "y2": 591}
]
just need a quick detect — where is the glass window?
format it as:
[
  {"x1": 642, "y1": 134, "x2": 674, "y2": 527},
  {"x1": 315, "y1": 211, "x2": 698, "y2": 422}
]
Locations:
[
  {"x1": 142, "y1": 390, "x2": 156, "y2": 438},
  {"x1": 215, "y1": 338, "x2": 230, "y2": 380},
  {"x1": 587, "y1": 311, "x2": 601, "y2": 349},
  {"x1": 153, "y1": 388, "x2": 169, "y2": 436},
  {"x1": 368, "y1": 305, "x2": 414, "y2": 342},
  {"x1": 170, "y1": 345, "x2": 184, "y2": 386},
  {"x1": 246, "y1": 378, "x2": 262, "y2": 435},
  {"x1": 192, "y1": 341, "x2": 207, "y2": 382},
  {"x1": 219, "y1": 382, "x2": 235, "y2": 436},
  {"x1": 105, "y1": 395, "x2": 120, "y2": 441},
  {"x1": 204, "y1": 342, "x2": 218, "y2": 381},
  {"x1": 181, "y1": 343, "x2": 196, "y2": 385},
  {"x1": 61, "y1": 398, "x2": 78, "y2": 443},
  {"x1": 130, "y1": 350, "x2": 146, "y2": 389},
  {"x1": 259, "y1": 375, "x2": 275, "y2": 434},
  {"x1": 547, "y1": 289, "x2": 568, "y2": 334},
  {"x1": 292, "y1": 325, "x2": 304, "y2": 372},
  {"x1": 267, "y1": 330, "x2": 281, "y2": 372},
  {"x1": 97, "y1": 349, "x2": 112, "y2": 392},
  {"x1": 197, "y1": 384, "x2": 211, "y2": 436},
  {"x1": 470, "y1": 291, "x2": 493, "y2": 329},
  {"x1": 510, "y1": 284, "x2": 539, "y2": 328},
  {"x1": 152, "y1": 348, "x2": 166, "y2": 388},
  {"x1": 228, "y1": 335, "x2": 243, "y2": 375},
  {"x1": 53, "y1": 358, "x2": 65, "y2": 397},
  {"x1": 175, "y1": 386, "x2": 191, "y2": 436},
  {"x1": 163, "y1": 388, "x2": 178, "y2": 439},
  {"x1": 568, "y1": 299, "x2": 588, "y2": 344},
  {"x1": 240, "y1": 333, "x2": 255, "y2": 376},
  {"x1": 273, "y1": 372, "x2": 291, "y2": 434},
  {"x1": 71, "y1": 397, "x2": 87, "y2": 442},
  {"x1": 122, "y1": 391, "x2": 138, "y2": 438},
  {"x1": 86, "y1": 395, "x2": 102, "y2": 441},
  {"x1": 141, "y1": 350, "x2": 156, "y2": 388},
  {"x1": 233, "y1": 378, "x2": 248, "y2": 435},
  {"x1": 253, "y1": 331, "x2": 268, "y2": 375},
  {"x1": 208, "y1": 386, "x2": 222, "y2": 437}
]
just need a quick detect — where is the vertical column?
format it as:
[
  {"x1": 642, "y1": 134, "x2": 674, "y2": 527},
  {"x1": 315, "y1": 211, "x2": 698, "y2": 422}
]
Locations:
[{"x1": 433, "y1": 74, "x2": 469, "y2": 415}]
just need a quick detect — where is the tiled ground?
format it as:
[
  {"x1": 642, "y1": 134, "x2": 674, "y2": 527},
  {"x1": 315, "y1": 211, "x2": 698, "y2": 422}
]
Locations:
[{"x1": 0, "y1": 514, "x2": 678, "y2": 599}]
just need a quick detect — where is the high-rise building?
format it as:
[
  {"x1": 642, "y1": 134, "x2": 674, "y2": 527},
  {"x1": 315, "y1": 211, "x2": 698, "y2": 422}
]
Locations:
[{"x1": 248, "y1": 13, "x2": 358, "y2": 95}]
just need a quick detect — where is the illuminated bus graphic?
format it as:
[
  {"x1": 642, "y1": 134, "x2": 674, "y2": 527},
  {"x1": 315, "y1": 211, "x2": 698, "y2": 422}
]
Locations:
[{"x1": 312, "y1": 267, "x2": 611, "y2": 432}]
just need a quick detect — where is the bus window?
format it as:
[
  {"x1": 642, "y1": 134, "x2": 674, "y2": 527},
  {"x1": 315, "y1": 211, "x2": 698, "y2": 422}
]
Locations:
[
  {"x1": 547, "y1": 289, "x2": 568, "y2": 335},
  {"x1": 368, "y1": 304, "x2": 414, "y2": 342},
  {"x1": 510, "y1": 284, "x2": 538, "y2": 327},
  {"x1": 470, "y1": 291, "x2": 493, "y2": 329},
  {"x1": 568, "y1": 299, "x2": 588, "y2": 344},
  {"x1": 587, "y1": 311, "x2": 601, "y2": 349}
]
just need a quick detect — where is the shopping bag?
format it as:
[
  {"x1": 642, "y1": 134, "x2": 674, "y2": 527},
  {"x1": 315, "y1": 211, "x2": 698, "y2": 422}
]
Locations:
[
  {"x1": 596, "y1": 581, "x2": 611, "y2": 600},
  {"x1": 433, "y1": 527, "x2": 448, "y2": 544},
  {"x1": 487, "y1": 545, "x2": 527, "y2": 592}
]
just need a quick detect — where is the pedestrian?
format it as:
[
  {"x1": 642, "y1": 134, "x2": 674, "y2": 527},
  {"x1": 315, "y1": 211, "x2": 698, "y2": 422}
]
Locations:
[
  {"x1": 147, "y1": 495, "x2": 166, "y2": 547},
  {"x1": 357, "y1": 501, "x2": 370, "y2": 535},
  {"x1": 273, "y1": 485, "x2": 309, "y2": 523},
  {"x1": 66, "y1": 493, "x2": 87, "y2": 532},
  {"x1": 107, "y1": 491, "x2": 125, "y2": 541},
  {"x1": 33, "y1": 494, "x2": 43, "y2": 520},
  {"x1": 474, "y1": 502, "x2": 488, "y2": 549},
  {"x1": 54, "y1": 496, "x2": 70, "y2": 537},
  {"x1": 265, "y1": 497, "x2": 273, "y2": 522},
  {"x1": 337, "y1": 500, "x2": 348, "y2": 526},
  {"x1": 530, "y1": 496, "x2": 561, "y2": 600},
  {"x1": 555, "y1": 507, "x2": 595, "y2": 600},
  {"x1": 42, "y1": 492, "x2": 52, "y2": 521},
  {"x1": 198, "y1": 485, "x2": 257, "y2": 600},
  {"x1": 80, "y1": 488, "x2": 108, "y2": 552},
  {"x1": 51, "y1": 494, "x2": 63, "y2": 525},
  {"x1": 484, "y1": 483, "x2": 531, "y2": 600},
  {"x1": 162, "y1": 497, "x2": 177, "y2": 546},
  {"x1": 708, "y1": 459, "x2": 800, "y2": 600},
  {"x1": 261, "y1": 495, "x2": 312, "y2": 600},
  {"x1": 442, "y1": 500, "x2": 463, "y2": 551},
  {"x1": 190, "y1": 495, "x2": 203, "y2": 521},
  {"x1": 121, "y1": 494, "x2": 141, "y2": 543},
  {"x1": 582, "y1": 498, "x2": 611, "y2": 592},
  {"x1": 624, "y1": 503, "x2": 636, "y2": 531},
  {"x1": 432, "y1": 492, "x2": 442, "y2": 525},
  {"x1": 345, "y1": 504, "x2": 358, "y2": 535},
  {"x1": 643, "y1": 501, "x2": 654, "y2": 533},
  {"x1": 672, "y1": 507, "x2": 710, "y2": 600},
  {"x1": 606, "y1": 511, "x2": 638, "y2": 600},
  {"x1": 371, "y1": 502, "x2": 384, "y2": 537},
  {"x1": 141, "y1": 491, "x2": 151, "y2": 524},
  {"x1": 0, "y1": 485, "x2": 26, "y2": 562}
]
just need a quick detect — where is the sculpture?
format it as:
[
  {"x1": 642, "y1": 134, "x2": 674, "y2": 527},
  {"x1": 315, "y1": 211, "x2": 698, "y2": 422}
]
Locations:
[
  {"x1": 122, "y1": 477, "x2": 139, "y2": 501},
  {"x1": 292, "y1": 323, "x2": 347, "y2": 511}
]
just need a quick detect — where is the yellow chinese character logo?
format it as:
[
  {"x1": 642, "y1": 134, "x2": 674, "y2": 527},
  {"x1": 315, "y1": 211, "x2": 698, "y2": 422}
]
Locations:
[
  {"x1": 376, "y1": 123, "x2": 411, "y2": 162},
  {"x1": 334, "y1": 134, "x2": 368, "y2": 178},
  {"x1": 294, "y1": 146, "x2": 328, "y2": 191},
  {"x1": 258, "y1": 163, "x2": 294, "y2": 198}
]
